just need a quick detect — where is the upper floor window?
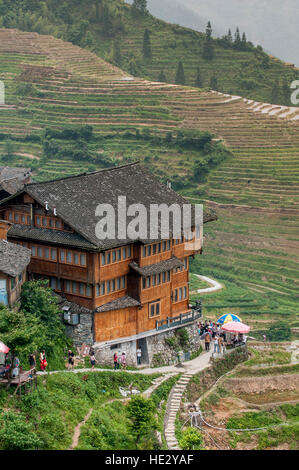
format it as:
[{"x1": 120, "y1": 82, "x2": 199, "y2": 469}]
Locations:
[{"x1": 100, "y1": 246, "x2": 132, "y2": 266}]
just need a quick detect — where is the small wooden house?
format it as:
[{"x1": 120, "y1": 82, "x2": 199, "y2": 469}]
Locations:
[{"x1": 0, "y1": 220, "x2": 31, "y2": 307}]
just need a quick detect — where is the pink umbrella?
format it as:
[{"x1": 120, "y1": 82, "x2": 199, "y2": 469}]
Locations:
[
  {"x1": 0, "y1": 341, "x2": 10, "y2": 354},
  {"x1": 222, "y1": 321, "x2": 250, "y2": 334}
]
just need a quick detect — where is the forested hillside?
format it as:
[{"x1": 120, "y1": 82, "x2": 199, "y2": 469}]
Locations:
[{"x1": 0, "y1": 0, "x2": 298, "y2": 105}]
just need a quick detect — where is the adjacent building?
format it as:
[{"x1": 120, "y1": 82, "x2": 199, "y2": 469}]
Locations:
[{"x1": 0, "y1": 220, "x2": 31, "y2": 307}]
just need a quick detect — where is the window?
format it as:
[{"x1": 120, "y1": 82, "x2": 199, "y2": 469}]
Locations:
[
  {"x1": 147, "y1": 245, "x2": 151, "y2": 256},
  {"x1": 111, "y1": 279, "x2": 115, "y2": 292},
  {"x1": 146, "y1": 277, "x2": 151, "y2": 288},
  {"x1": 73, "y1": 253, "x2": 79, "y2": 265},
  {"x1": 67, "y1": 252, "x2": 72, "y2": 263},
  {"x1": 101, "y1": 253, "x2": 105, "y2": 265},
  {"x1": 51, "y1": 248, "x2": 57, "y2": 261},
  {"x1": 80, "y1": 283, "x2": 85, "y2": 296},
  {"x1": 65, "y1": 281, "x2": 71, "y2": 293},
  {"x1": 32, "y1": 246, "x2": 36, "y2": 257},
  {"x1": 143, "y1": 246, "x2": 146, "y2": 257},
  {"x1": 153, "y1": 244, "x2": 157, "y2": 255},
  {"x1": 60, "y1": 250, "x2": 65, "y2": 262},
  {"x1": 44, "y1": 247, "x2": 49, "y2": 259},
  {"x1": 100, "y1": 282, "x2": 105, "y2": 295},
  {"x1": 123, "y1": 247, "x2": 127, "y2": 259},
  {"x1": 86, "y1": 285, "x2": 91, "y2": 297},
  {"x1": 11, "y1": 278, "x2": 16, "y2": 290},
  {"x1": 152, "y1": 274, "x2": 156, "y2": 286},
  {"x1": 37, "y1": 247, "x2": 42, "y2": 258},
  {"x1": 162, "y1": 241, "x2": 166, "y2": 252},
  {"x1": 157, "y1": 273, "x2": 161, "y2": 285},
  {"x1": 149, "y1": 300, "x2": 161, "y2": 318},
  {"x1": 121, "y1": 276, "x2": 126, "y2": 288},
  {"x1": 106, "y1": 252, "x2": 111, "y2": 264},
  {"x1": 112, "y1": 250, "x2": 116, "y2": 263},
  {"x1": 106, "y1": 281, "x2": 111, "y2": 294},
  {"x1": 14, "y1": 213, "x2": 19, "y2": 223},
  {"x1": 18, "y1": 273, "x2": 23, "y2": 283},
  {"x1": 158, "y1": 243, "x2": 161, "y2": 253},
  {"x1": 127, "y1": 246, "x2": 132, "y2": 258},
  {"x1": 42, "y1": 217, "x2": 47, "y2": 227},
  {"x1": 80, "y1": 254, "x2": 86, "y2": 266}
]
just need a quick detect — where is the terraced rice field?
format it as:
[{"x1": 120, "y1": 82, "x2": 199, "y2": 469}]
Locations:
[{"x1": 0, "y1": 28, "x2": 298, "y2": 325}]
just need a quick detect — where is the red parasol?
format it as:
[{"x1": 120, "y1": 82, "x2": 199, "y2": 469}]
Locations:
[
  {"x1": 0, "y1": 341, "x2": 10, "y2": 354},
  {"x1": 222, "y1": 321, "x2": 250, "y2": 334}
]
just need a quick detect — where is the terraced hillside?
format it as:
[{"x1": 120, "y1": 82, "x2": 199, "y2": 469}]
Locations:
[
  {"x1": 0, "y1": 0, "x2": 298, "y2": 105},
  {"x1": 0, "y1": 28, "x2": 298, "y2": 331}
]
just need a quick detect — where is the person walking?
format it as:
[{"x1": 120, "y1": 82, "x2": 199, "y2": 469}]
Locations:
[
  {"x1": 40, "y1": 351, "x2": 47, "y2": 372},
  {"x1": 68, "y1": 350, "x2": 75, "y2": 370},
  {"x1": 121, "y1": 352, "x2": 127, "y2": 370},
  {"x1": 204, "y1": 332, "x2": 211, "y2": 351},
  {"x1": 136, "y1": 347, "x2": 142, "y2": 366}
]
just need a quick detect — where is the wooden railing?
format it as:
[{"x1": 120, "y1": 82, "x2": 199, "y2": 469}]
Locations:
[{"x1": 156, "y1": 309, "x2": 202, "y2": 331}]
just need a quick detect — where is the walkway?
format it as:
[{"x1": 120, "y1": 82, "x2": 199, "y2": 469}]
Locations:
[
  {"x1": 164, "y1": 348, "x2": 213, "y2": 450},
  {"x1": 194, "y1": 274, "x2": 223, "y2": 294}
]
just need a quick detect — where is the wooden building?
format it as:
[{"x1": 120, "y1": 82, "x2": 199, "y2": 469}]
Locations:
[
  {"x1": 0, "y1": 163, "x2": 215, "y2": 348},
  {"x1": 0, "y1": 220, "x2": 31, "y2": 307}
]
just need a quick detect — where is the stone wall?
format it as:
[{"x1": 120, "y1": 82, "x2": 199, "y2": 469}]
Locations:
[
  {"x1": 64, "y1": 313, "x2": 93, "y2": 348},
  {"x1": 147, "y1": 322, "x2": 201, "y2": 366},
  {"x1": 93, "y1": 321, "x2": 201, "y2": 367}
]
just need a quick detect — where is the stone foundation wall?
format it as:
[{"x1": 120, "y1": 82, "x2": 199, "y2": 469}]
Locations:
[
  {"x1": 64, "y1": 313, "x2": 93, "y2": 348},
  {"x1": 93, "y1": 321, "x2": 201, "y2": 367},
  {"x1": 147, "y1": 322, "x2": 201, "y2": 366}
]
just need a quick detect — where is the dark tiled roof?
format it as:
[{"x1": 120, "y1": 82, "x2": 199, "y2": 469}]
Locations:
[
  {"x1": 15, "y1": 162, "x2": 213, "y2": 250},
  {"x1": 96, "y1": 295, "x2": 140, "y2": 313},
  {"x1": 129, "y1": 256, "x2": 183, "y2": 277},
  {"x1": 0, "y1": 239, "x2": 31, "y2": 277},
  {"x1": 8, "y1": 224, "x2": 97, "y2": 250}
]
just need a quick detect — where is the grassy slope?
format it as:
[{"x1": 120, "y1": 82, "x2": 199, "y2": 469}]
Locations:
[
  {"x1": 1, "y1": 0, "x2": 298, "y2": 104},
  {"x1": 0, "y1": 28, "x2": 298, "y2": 330}
]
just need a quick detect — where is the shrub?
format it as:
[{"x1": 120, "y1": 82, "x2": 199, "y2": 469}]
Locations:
[{"x1": 179, "y1": 427, "x2": 204, "y2": 450}]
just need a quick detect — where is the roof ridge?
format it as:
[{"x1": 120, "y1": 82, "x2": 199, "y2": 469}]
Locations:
[{"x1": 25, "y1": 161, "x2": 140, "y2": 187}]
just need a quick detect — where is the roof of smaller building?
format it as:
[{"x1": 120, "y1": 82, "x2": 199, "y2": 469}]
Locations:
[
  {"x1": 0, "y1": 239, "x2": 31, "y2": 277},
  {"x1": 0, "y1": 166, "x2": 32, "y2": 197},
  {"x1": 96, "y1": 295, "x2": 141, "y2": 313},
  {"x1": 129, "y1": 256, "x2": 183, "y2": 277}
]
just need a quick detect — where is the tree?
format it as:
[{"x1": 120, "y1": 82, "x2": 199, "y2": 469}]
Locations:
[
  {"x1": 271, "y1": 79, "x2": 280, "y2": 104},
  {"x1": 179, "y1": 427, "x2": 204, "y2": 450},
  {"x1": 282, "y1": 77, "x2": 291, "y2": 105},
  {"x1": 158, "y1": 70, "x2": 166, "y2": 82},
  {"x1": 143, "y1": 28, "x2": 152, "y2": 60},
  {"x1": 113, "y1": 40, "x2": 121, "y2": 66},
  {"x1": 227, "y1": 28, "x2": 233, "y2": 44},
  {"x1": 127, "y1": 396, "x2": 155, "y2": 444},
  {"x1": 210, "y1": 73, "x2": 218, "y2": 91},
  {"x1": 175, "y1": 61, "x2": 185, "y2": 85},
  {"x1": 234, "y1": 27, "x2": 241, "y2": 49},
  {"x1": 132, "y1": 0, "x2": 148, "y2": 16},
  {"x1": 194, "y1": 66, "x2": 202, "y2": 88},
  {"x1": 202, "y1": 21, "x2": 214, "y2": 60}
]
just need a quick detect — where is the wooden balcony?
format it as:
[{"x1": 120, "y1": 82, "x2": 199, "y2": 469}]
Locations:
[{"x1": 156, "y1": 309, "x2": 202, "y2": 331}]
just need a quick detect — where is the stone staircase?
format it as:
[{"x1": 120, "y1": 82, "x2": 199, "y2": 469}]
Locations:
[{"x1": 164, "y1": 372, "x2": 194, "y2": 449}]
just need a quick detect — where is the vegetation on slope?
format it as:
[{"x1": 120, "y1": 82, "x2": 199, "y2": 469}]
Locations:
[{"x1": 0, "y1": 0, "x2": 298, "y2": 104}]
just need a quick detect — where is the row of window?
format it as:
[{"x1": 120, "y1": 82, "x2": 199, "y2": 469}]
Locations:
[
  {"x1": 100, "y1": 246, "x2": 132, "y2": 266},
  {"x1": 95, "y1": 276, "x2": 126, "y2": 297},
  {"x1": 173, "y1": 286, "x2": 188, "y2": 303},
  {"x1": 142, "y1": 270, "x2": 171, "y2": 290},
  {"x1": 149, "y1": 300, "x2": 161, "y2": 318},
  {"x1": 30, "y1": 245, "x2": 87, "y2": 267},
  {"x1": 142, "y1": 240, "x2": 171, "y2": 258},
  {"x1": 7, "y1": 211, "x2": 30, "y2": 225},
  {"x1": 6, "y1": 211, "x2": 72, "y2": 232}
]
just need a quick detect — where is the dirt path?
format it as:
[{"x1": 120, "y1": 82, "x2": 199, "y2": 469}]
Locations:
[
  {"x1": 194, "y1": 274, "x2": 224, "y2": 294},
  {"x1": 69, "y1": 408, "x2": 93, "y2": 450}
]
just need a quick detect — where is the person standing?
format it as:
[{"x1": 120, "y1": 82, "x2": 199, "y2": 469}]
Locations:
[
  {"x1": 40, "y1": 351, "x2": 47, "y2": 372},
  {"x1": 136, "y1": 347, "x2": 142, "y2": 366},
  {"x1": 113, "y1": 351, "x2": 118, "y2": 370},
  {"x1": 29, "y1": 353, "x2": 36, "y2": 369},
  {"x1": 90, "y1": 353, "x2": 96, "y2": 370},
  {"x1": 68, "y1": 350, "x2": 75, "y2": 370},
  {"x1": 121, "y1": 352, "x2": 127, "y2": 370},
  {"x1": 205, "y1": 332, "x2": 211, "y2": 351},
  {"x1": 214, "y1": 335, "x2": 220, "y2": 354}
]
